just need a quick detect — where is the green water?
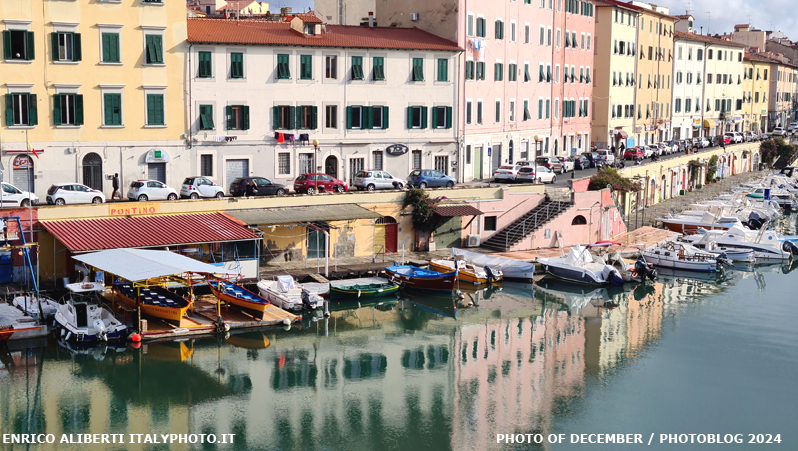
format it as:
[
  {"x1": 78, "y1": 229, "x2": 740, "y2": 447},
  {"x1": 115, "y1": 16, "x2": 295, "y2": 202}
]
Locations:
[{"x1": 2, "y1": 262, "x2": 797, "y2": 450}]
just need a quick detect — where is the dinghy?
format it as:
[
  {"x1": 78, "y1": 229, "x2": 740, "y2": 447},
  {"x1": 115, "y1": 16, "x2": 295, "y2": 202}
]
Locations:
[
  {"x1": 12, "y1": 295, "x2": 59, "y2": 320},
  {"x1": 257, "y1": 275, "x2": 324, "y2": 311},
  {"x1": 209, "y1": 280, "x2": 270, "y2": 317},
  {"x1": 384, "y1": 265, "x2": 458, "y2": 292},
  {"x1": 329, "y1": 282, "x2": 399, "y2": 300}
]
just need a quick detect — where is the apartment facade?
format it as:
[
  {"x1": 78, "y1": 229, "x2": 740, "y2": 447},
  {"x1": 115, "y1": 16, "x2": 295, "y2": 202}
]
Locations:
[
  {"x1": 742, "y1": 53, "x2": 772, "y2": 132},
  {"x1": 0, "y1": 0, "x2": 187, "y2": 199},
  {"x1": 377, "y1": 0, "x2": 595, "y2": 182},
  {"x1": 671, "y1": 32, "x2": 708, "y2": 140},
  {"x1": 768, "y1": 59, "x2": 798, "y2": 129},
  {"x1": 700, "y1": 37, "x2": 746, "y2": 134},
  {"x1": 632, "y1": 2, "x2": 675, "y2": 146},
  {"x1": 186, "y1": 16, "x2": 460, "y2": 189},
  {"x1": 592, "y1": 0, "x2": 640, "y2": 152}
]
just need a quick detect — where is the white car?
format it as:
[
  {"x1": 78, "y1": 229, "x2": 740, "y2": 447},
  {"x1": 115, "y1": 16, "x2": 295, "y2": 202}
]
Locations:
[
  {"x1": 560, "y1": 157, "x2": 575, "y2": 172},
  {"x1": 127, "y1": 180, "x2": 179, "y2": 201},
  {"x1": 771, "y1": 128, "x2": 787, "y2": 137},
  {"x1": 656, "y1": 143, "x2": 670, "y2": 155},
  {"x1": 726, "y1": 132, "x2": 743, "y2": 143},
  {"x1": 596, "y1": 150, "x2": 616, "y2": 165},
  {"x1": 46, "y1": 183, "x2": 105, "y2": 205},
  {"x1": 698, "y1": 137, "x2": 710, "y2": 147},
  {"x1": 517, "y1": 166, "x2": 556, "y2": 184},
  {"x1": 640, "y1": 145, "x2": 655, "y2": 158},
  {"x1": 493, "y1": 165, "x2": 522, "y2": 182},
  {"x1": 180, "y1": 176, "x2": 225, "y2": 199},
  {"x1": 0, "y1": 182, "x2": 38, "y2": 207}
]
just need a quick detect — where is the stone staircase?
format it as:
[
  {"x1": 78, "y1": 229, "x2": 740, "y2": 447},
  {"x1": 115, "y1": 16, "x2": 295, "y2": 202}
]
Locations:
[{"x1": 481, "y1": 198, "x2": 573, "y2": 252}]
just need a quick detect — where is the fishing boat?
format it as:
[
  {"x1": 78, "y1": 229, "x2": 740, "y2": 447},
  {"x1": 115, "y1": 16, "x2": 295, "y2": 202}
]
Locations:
[
  {"x1": 641, "y1": 241, "x2": 728, "y2": 272},
  {"x1": 430, "y1": 258, "x2": 502, "y2": 285},
  {"x1": 384, "y1": 265, "x2": 458, "y2": 292},
  {"x1": 452, "y1": 248, "x2": 535, "y2": 281},
  {"x1": 113, "y1": 282, "x2": 192, "y2": 324},
  {"x1": 329, "y1": 281, "x2": 399, "y2": 300},
  {"x1": 54, "y1": 301, "x2": 126, "y2": 342},
  {"x1": 208, "y1": 279, "x2": 270, "y2": 317},
  {"x1": 257, "y1": 275, "x2": 324, "y2": 311},
  {"x1": 12, "y1": 295, "x2": 59, "y2": 320},
  {"x1": 537, "y1": 244, "x2": 625, "y2": 286}
]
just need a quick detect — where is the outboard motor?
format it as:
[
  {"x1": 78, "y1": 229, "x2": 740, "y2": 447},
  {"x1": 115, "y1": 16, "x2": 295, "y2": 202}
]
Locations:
[
  {"x1": 608, "y1": 270, "x2": 625, "y2": 287},
  {"x1": 782, "y1": 240, "x2": 798, "y2": 256},
  {"x1": 484, "y1": 266, "x2": 497, "y2": 284},
  {"x1": 93, "y1": 319, "x2": 108, "y2": 342},
  {"x1": 634, "y1": 257, "x2": 657, "y2": 281},
  {"x1": 715, "y1": 252, "x2": 733, "y2": 269},
  {"x1": 746, "y1": 211, "x2": 764, "y2": 230},
  {"x1": 301, "y1": 290, "x2": 314, "y2": 310}
]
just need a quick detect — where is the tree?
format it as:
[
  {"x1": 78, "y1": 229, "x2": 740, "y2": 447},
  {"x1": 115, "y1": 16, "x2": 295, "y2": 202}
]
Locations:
[
  {"x1": 402, "y1": 189, "x2": 445, "y2": 232},
  {"x1": 706, "y1": 155, "x2": 719, "y2": 182},
  {"x1": 588, "y1": 166, "x2": 640, "y2": 192}
]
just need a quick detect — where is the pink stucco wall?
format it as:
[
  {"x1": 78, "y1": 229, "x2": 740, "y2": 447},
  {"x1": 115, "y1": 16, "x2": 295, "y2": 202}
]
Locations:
[{"x1": 462, "y1": 189, "x2": 547, "y2": 242}]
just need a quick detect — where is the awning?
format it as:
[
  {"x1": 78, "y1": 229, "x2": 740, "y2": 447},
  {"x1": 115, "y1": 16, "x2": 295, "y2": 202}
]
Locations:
[
  {"x1": 434, "y1": 204, "x2": 484, "y2": 217},
  {"x1": 72, "y1": 248, "x2": 237, "y2": 282},
  {"x1": 615, "y1": 131, "x2": 629, "y2": 139},
  {"x1": 704, "y1": 119, "x2": 717, "y2": 128},
  {"x1": 40, "y1": 213, "x2": 258, "y2": 253},
  {"x1": 226, "y1": 204, "x2": 382, "y2": 225},
  {"x1": 145, "y1": 148, "x2": 170, "y2": 163}
]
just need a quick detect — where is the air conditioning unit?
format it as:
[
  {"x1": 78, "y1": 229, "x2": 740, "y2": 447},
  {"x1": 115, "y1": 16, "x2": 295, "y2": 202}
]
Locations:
[
  {"x1": 410, "y1": 12, "x2": 419, "y2": 21},
  {"x1": 466, "y1": 234, "x2": 481, "y2": 247}
]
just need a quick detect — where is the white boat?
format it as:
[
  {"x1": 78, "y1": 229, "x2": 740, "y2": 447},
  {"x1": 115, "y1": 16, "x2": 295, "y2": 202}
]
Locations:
[
  {"x1": 657, "y1": 212, "x2": 748, "y2": 235},
  {"x1": 641, "y1": 241, "x2": 725, "y2": 272},
  {"x1": 257, "y1": 275, "x2": 324, "y2": 311},
  {"x1": 12, "y1": 295, "x2": 59, "y2": 320},
  {"x1": 54, "y1": 281, "x2": 126, "y2": 343},
  {"x1": 682, "y1": 226, "x2": 797, "y2": 261},
  {"x1": 451, "y1": 248, "x2": 535, "y2": 282},
  {"x1": 537, "y1": 245, "x2": 624, "y2": 286}
]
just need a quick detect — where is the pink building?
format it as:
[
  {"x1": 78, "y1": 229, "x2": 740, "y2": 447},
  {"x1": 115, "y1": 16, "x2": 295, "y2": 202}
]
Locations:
[{"x1": 378, "y1": 0, "x2": 595, "y2": 182}]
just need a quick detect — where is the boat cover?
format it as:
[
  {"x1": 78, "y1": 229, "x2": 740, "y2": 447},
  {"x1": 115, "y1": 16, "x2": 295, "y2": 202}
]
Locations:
[
  {"x1": 563, "y1": 244, "x2": 593, "y2": 267},
  {"x1": 276, "y1": 275, "x2": 298, "y2": 292},
  {"x1": 451, "y1": 248, "x2": 535, "y2": 278}
]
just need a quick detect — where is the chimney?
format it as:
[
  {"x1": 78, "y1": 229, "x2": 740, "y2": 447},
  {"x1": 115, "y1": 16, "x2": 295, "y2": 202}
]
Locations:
[
  {"x1": 700, "y1": 26, "x2": 702, "y2": 35},
  {"x1": 368, "y1": 11, "x2": 374, "y2": 27}
]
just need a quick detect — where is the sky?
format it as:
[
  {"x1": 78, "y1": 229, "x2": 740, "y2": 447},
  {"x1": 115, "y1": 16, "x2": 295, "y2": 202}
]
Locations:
[{"x1": 275, "y1": 0, "x2": 796, "y2": 42}]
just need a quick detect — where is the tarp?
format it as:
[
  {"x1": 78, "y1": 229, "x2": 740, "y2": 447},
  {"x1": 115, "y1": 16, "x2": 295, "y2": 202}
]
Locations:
[
  {"x1": 72, "y1": 248, "x2": 237, "y2": 282},
  {"x1": 451, "y1": 248, "x2": 535, "y2": 280}
]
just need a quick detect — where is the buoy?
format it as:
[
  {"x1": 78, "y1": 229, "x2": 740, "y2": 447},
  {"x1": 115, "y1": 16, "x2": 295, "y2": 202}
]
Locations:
[
  {"x1": 130, "y1": 333, "x2": 142, "y2": 342},
  {"x1": 282, "y1": 318, "x2": 291, "y2": 326}
]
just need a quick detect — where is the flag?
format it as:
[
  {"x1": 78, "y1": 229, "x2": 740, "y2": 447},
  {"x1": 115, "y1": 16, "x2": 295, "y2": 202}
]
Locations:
[{"x1": 26, "y1": 135, "x2": 39, "y2": 159}]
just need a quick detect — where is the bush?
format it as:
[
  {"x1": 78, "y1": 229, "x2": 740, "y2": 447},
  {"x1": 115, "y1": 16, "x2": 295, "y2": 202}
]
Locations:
[
  {"x1": 402, "y1": 188, "x2": 445, "y2": 232},
  {"x1": 706, "y1": 155, "x2": 719, "y2": 183},
  {"x1": 588, "y1": 166, "x2": 640, "y2": 192}
]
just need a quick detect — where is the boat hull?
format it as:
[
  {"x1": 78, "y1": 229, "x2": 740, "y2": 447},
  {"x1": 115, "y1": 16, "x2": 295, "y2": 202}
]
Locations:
[
  {"x1": 542, "y1": 263, "x2": 609, "y2": 286},
  {"x1": 113, "y1": 287, "x2": 191, "y2": 324},
  {"x1": 641, "y1": 251, "x2": 718, "y2": 272},
  {"x1": 429, "y1": 261, "x2": 502, "y2": 285},
  {"x1": 330, "y1": 284, "x2": 399, "y2": 300},
  {"x1": 661, "y1": 221, "x2": 732, "y2": 235},
  {"x1": 209, "y1": 281, "x2": 270, "y2": 316},
  {"x1": 385, "y1": 266, "x2": 458, "y2": 292}
]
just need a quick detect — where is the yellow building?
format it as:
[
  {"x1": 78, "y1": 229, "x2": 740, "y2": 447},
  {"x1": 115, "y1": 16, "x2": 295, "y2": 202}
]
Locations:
[
  {"x1": 742, "y1": 53, "x2": 772, "y2": 132},
  {"x1": 592, "y1": 0, "x2": 640, "y2": 154},
  {"x1": 632, "y1": 2, "x2": 675, "y2": 146},
  {"x1": 0, "y1": 0, "x2": 187, "y2": 198}
]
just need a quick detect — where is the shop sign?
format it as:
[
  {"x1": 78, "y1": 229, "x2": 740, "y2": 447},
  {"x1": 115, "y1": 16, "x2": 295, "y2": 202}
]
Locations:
[
  {"x1": 386, "y1": 144, "x2": 409, "y2": 156},
  {"x1": 145, "y1": 149, "x2": 170, "y2": 163},
  {"x1": 12, "y1": 155, "x2": 33, "y2": 169},
  {"x1": 692, "y1": 118, "x2": 702, "y2": 128},
  {"x1": 109, "y1": 203, "x2": 159, "y2": 217},
  {"x1": 645, "y1": 124, "x2": 652, "y2": 131}
]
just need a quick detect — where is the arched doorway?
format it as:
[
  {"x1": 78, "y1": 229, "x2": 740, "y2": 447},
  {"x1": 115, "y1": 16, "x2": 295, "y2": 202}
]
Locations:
[
  {"x1": 375, "y1": 216, "x2": 398, "y2": 253},
  {"x1": 571, "y1": 215, "x2": 587, "y2": 225},
  {"x1": 82, "y1": 152, "x2": 103, "y2": 191},
  {"x1": 661, "y1": 175, "x2": 667, "y2": 200},
  {"x1": 325, "y1": 155, "x2": 338, "y2": 179},
  {"x1": 12, "y1": 155, "x2": 34, "y2": 192}
]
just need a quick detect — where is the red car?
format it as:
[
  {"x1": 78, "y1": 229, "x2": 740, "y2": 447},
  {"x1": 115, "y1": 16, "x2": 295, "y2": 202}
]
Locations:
[
  {"x1": 623, "y1": 147, "x2": 645, "y2": 160},
  {"x1": 719, "y1": 135, "x2": 732, "y2": 145},
  {"x1": 293, "y1": 173, "x2": 348, "y2": 194}
]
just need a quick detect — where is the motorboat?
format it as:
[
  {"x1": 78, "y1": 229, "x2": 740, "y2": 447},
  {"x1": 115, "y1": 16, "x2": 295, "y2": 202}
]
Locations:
[
  {"x1": 329, "y1": 281, "x2": 399, "y2": 300},
  {"x1": 257, "y1": 275, "x2": 324, "y2": 311},
  {"x1": 536, "y1": 244, "x2": 625, "y2": 286},
  {"x1": 113, "y1": 282, "x2": 192, "y2": 324},
  {"x1": 657, "y1": 212, "x2": 748, "y2": 234},
  {"x1": 641, "y1": 241, "x2": 728, "y2": 272},
  {"x1": 209, "y1": 279, "x2": 270, "y2": 317},
  {"x1": 451, "y1": 248, "x2": 535, "y2": 282},
  {"x1": 54, "y1": 282, "x2": 126, "y2": 342},
  {"x1": 681, "y1": 226, "x2": 797, "y2": 260},
  {"x1": 603, "y1": 252, "x2": 658, "y2": 282},
  {"x1": 384, "y1": 265, "x2": 458, "y2": 292},
  {"x1": 429, "y1": 258, "x2": 502, "y2": 285},
  {"x1": 12, "y1": 295, "x2": 59, "y2": 320}
]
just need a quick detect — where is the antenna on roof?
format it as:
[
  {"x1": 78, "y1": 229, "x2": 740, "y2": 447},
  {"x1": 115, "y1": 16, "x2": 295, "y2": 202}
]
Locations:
[
  {"x1": 682, "y1": 1, "x2": 692, "y2": 15},
  {"x1": 705, "y1": 11, "x2": 711, "y2": 35}
]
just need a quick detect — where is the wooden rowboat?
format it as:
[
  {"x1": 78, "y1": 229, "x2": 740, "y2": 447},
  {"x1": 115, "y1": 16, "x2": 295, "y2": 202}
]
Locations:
[
  {"x1": 430, "y1": 259, "x2": 503, "y2": 285},
  {"x1": 113, "y1": 282, "x2": 192, "y2": 324},
  {"x1": 384, "y1": 265, "x2": 457, "y2": 292},
  {"x1": 209, "y1": 280, "x2": 270, "y2": 317},
  {"x1": 330, "y1": 282, "x2": 399, "y2": 300}
]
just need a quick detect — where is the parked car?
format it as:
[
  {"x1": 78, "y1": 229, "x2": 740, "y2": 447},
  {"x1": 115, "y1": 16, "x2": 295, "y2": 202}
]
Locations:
[
  {"x1": 572, "y1": 155, "x2": 590, "y2": 170},
  {"x1": 352, "y1": 171, "x2": 405, "y2": 191},
  {"x1": 229, "y1": 177, "x2": 288, "y2": 197},
  {"x1": 294, "y1": 173, "x2": 349, "y2": 194},
  {"x1": 771, "y1": 128, "x2": 787, "y2": 137},
  {"x1": 517, "y1": 166, "x2": 557, "y2": 184},
  {"x1": 719, "y1": 135, "x2": 732, "y2": 145},
  {"x1": 623, "y1": 147, "x2": 645, "y2": 160},
  {"x1": 560, "y1": 157, "x2": 575, "y2": 172},
  {"x1": 536, "y1": 157, "x2": 565, "y2": 173},
  {"x1": 698, "y1": 137, "x2": 710, "y2": 148},
  {"x1": 581, "y1": 152, "x2": 601, "y2": 168},
  {"x1": 181, "y1": 177, "x2": 225, "y2": 199},
  {"x1": 596, "y1": 149, "x2": 616, "y2": 165},
  {"x1": 406, "y1": 170, "x2": 456, "y2": 189},
  {"x1": 46, "y1": 183, "x2": 105, "y2": 205},
  {"x1": 0, "y1": 182, "x2": 38, "y2": 207},
  {"x1": 725, "y1": 132, "x2": 743, "y2": 143},
  {"x1": 127, "y1": 180, "x2": 179, "y2": 202},
  {"x1": 656, "y1": 143, "x2": 670, "y2": 156},
  {"x1": 639, "y1": 145, "x2": 655, "y2": 158},
  {"x1": 493, "y1": 165, "x2": 523, "y2": 182}
]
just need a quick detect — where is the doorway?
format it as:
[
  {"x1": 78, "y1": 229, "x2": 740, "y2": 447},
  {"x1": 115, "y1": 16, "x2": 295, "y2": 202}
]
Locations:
[
  {"x1": 82, "y1": 152, "x2": 103, "y2": 191},
  {"x1": 348, "y1": 158, "x2": 364, "y2": 185},
  {"x1": 325, "y1": 155, "x2": 338, "y2": 179},
  {"x1": 473, "y1": 146, "x2": 483, "y2": 180},
  {"x1": 375, "y1": 216, "x2": 398, "y2": 253}
]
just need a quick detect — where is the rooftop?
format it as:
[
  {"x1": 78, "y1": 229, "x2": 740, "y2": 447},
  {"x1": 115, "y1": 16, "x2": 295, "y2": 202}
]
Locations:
[
  {"x1": 674, "y1": 30, "x2": 747, "y2": 48},
  {"x1": 187, "y1": 18, "x2": 461, "y2": 51},
  {"x1": 593, "y1": 0, "x2": 644, "y2": 11}
]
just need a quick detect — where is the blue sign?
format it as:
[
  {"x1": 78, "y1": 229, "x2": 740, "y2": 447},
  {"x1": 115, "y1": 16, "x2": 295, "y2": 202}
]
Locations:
[
  {"x1": 627, "y1": 137, "x2": 635, "y2": 148},
  {"x1": 488, "y1": 147, "x2": 492, "y2": 156}
]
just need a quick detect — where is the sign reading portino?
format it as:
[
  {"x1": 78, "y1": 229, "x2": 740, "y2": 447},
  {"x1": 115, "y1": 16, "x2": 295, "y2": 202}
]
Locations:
[{"x1": 109, "y1": 203, "x2": 159, "y2": 216}]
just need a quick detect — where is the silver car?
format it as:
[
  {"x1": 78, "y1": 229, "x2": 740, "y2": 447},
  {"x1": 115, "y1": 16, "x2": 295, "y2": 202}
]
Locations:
[{"x1": 353, "y1": 171, "x2": 405, "y2": 191}]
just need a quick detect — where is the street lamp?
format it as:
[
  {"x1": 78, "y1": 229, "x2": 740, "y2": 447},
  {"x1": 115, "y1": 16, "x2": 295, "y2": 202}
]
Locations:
[{"x1": 312, "y1": 139, "x2": 319, "y2": 194}]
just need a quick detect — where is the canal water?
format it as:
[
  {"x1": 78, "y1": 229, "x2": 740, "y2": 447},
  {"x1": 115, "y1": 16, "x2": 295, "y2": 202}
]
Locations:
[{"x1": 2, "y1": 262, "x2": 797, "y2": 450}]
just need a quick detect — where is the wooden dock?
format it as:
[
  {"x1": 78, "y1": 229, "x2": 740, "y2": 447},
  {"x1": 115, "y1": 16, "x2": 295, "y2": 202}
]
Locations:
[{"x1": 0, "y1": 303, "x2": 49, "y2": 342}]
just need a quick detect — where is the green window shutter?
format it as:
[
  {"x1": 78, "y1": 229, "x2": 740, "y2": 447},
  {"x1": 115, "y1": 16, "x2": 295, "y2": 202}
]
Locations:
[
  {"x1": 295, "y1": 106, "x2": 302, "y2": 129},
  {"x1": 413, "y1": 58, "x2": 424, "y2": 81},
  {"x1": 421, "y1": 106, "x2": 428, "y2": 129},
  {"x1": 73, "y1": 33, "x2": 81, "y2": 61},
  {"x1": 5, "y1": 94, "x2": 13, "y2": 126},
  {"x1": 155, "y1": 94, "x2": 164, "y2": 125},
  {"x1": 26, "y1": 31, "x2": 34, "y2": 60},
  {"x1": 231, "y1": 52, "x2": 243, "y2": 78},
  {"x1": 383, "y1": 106, "x2": 389, "y2": 129},
  {"x1": 311, "y1": 106, "x2": 318, "y2": 129},
  {"x1": 3, "y1": 31, "x2": 11, "y2": 60},
  {"x1": 406, "y1": 107, "x2": 412, "y2": 128},
  {"x1": 198, "y1": 52, "x2": 211, "y2": 77},
  {"x1": 101, "y1": 33, "x2": 110, "y2": 62},
  {"x1": 363, "y1": 106, "x2": 373, "y2": 129},
  {"x1": 53, "y1": 94, "x2": 62, "y2": 125},
  {"x1": 288, "y1": 106, "x2": 296, "y2": 129},
  {"x1": 145, "y1": 36, "x2": 155, "y2": 63},
  {"x1": 242, "y1": 105, "x2": 250, "y2": 130},
  {"x1": 373, "y1": 57, "x2": 384, "y2": 80},
  {"x1": 301, "y1": 55, "x2": 312, "y2": 80},
  {"x1": 277, "y1": 54, "x2": 290, "y2": 79},
  {"x1": 538, "y1": 99, "x2": 543, "y2": 119},
  {"x1": 347, "y1": 106, "x2": 353, "y2": 129},
  {"x1": 104, "y1": 93, "x2": 113, "y2": 125},
  {"x1": 153, "y1": 35, "x2": 163, "y2": 63},
  {"x1": 27, "y1": 94, "x2": 37, "y2": 125},
  {"x1": 272, "y1": 106, "x2": 280, "y2": 129},
  {"x1": 437, "y1": 59, "x2": 448, "y2": 82},
  {"x1": 446, "y1": 106, "x2": 452, "y2": 129},
  {"x1": 51, "y1": 32, "x2": 59, "y2": 61},
  {"x1": 226, "y1": 105, "x2": 233, "y2": 129}
]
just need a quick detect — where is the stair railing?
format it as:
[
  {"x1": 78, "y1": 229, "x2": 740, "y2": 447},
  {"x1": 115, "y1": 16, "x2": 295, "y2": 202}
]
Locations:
[{"x1": 502, "y1": 200, "x2": 573, "y2": 250}]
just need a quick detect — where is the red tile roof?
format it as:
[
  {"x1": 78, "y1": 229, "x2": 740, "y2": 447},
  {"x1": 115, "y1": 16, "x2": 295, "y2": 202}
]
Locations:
[
  {"x1": 593, "y1": 0, "x2": 643, "y2": 11},
  {"x1": 674, "y1": 30, "x2": 746, "y2": 47},
  {"x1": 40, "y1": 213, "x2": 258, "y2": 253},
  {"x1": 434, "y1": 204, "x2": 484, "y2": 217},
  {"x1": 674, "y1": 14, "x2": 693, "y2": 19},
  {"x1": 187, "y1": 18, "x2": 461, "y2": 51},
  {"x1": 293, "y1": 12, "x2": 323, "y2": 23}
]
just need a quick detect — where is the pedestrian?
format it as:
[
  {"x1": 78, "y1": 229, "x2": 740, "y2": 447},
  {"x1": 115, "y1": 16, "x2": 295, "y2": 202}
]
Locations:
[
  {"x1": 111, "y1": 173, "x2": 121, "y2": 200},
  {"x1": 251, "y1": 180, "x2": 259, "y2": 195},
  {"x1": 245, "y1": 180, "x2": 254, "y2": 197}
]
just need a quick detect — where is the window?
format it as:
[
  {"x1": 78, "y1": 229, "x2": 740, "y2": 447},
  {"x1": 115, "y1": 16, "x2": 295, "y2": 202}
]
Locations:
[
  {"x1": 465, "y1": 60, "x2": 474, "y2": 80},
  {"x1": 476, "y1": 100, "x2": 483, "y2": 124},
  {"x1": 476, "y1": 62, "x2": 485, "y2": 80},
  {"x1": 708, "y1": 49, "x2": 713, "y2": 59},
  {"x1": 412, "y1": 150, "x2": 422, "y2": 169},
  {"x1": 373, "y1": 151, "x2": 384, "y2": 170},
  {"x1": 466, "y1": 145, "x2": 472, "y2": 164},
  {"x1": 508, "y1": 100, "x2": 515, "y2": 122},
  {"x1": 539, "y1": 26, "x2": 545, "y2": 45},
  {"x1": 484, "y1": 216, "x2": 497, "y2": 231},
  {"x1": 3, "y1": 30, "x2": 35, "y2": 60},
  {"x1": 407, "y1": 106, "x2": 426, "y2": 129},
  {"x1": 467, "y1": 14, "x2": 474, "y2": 36},
  {"x1": 508, "y1": 63, "x2": 517, "y2": 81},
  {"x1": 697, "y1": 49, "x2": 703, "y2": 61},
  {"x1": 373, "y1": 57, "x2": 385, "y2": 80},
  {"x1": 437, "y1": 58, "x2": 448, "y2": 82},
  {"x1": 707, "y1": 73, "x2": 712, "y2": 84},
  {"x1": 4, "y1": 93, "x2": 37, "y2": 126},
  {"x1": 495, "y1": 20, "x2": 504, "y2": 39},
  {"x1": 297, "y1": 105, "x2": 318, "y2": 129},
  {"x1": 348, "y1": 106, "x2": 364, "y2": 129},
  {"x1": 412, "y1": 58, "x2": 424, "y2": 81},
  {"x1": 476, "y1": 17, "x2": 486, "y2": 37},
  {"x1": 525, "y1": 24, "x2": 530, "y2": 43},
  {"x1": 277, "y1": 54, "x2": 290, "y2": 79},
  {"x1": 466, "y1": 100, "x2": 472, "y2": 124},
  {"x1": 494, "y1": 62, "x2": 503, "y2": 81},
  {"x1": 200, "y1": 155, "x2": 213, "y2": 177},
  {"x1": 325, "y1": 105, "x2": 337, "y2": 129},
  {"x1": 587, "y1": 34, "x2": 591, "y2": 50},
  {"x1": 300, "y1": 55, "x2": 313, "y2": 80},
  {"x1": 278, "y1": 153, "x2": 291, "y2": 174},
  {"x1": 230, "y1": 52, "x2": 243, "y2": 78},
  {"x1": 495, "y1": 100, "x2": 501, "y2": 123},
  {"x1": 556, "y1": 29, "x2": 561, "y2": 47},
  {"x1": 349, "y1": 55, "x2": 364, "y2": 80},
  {"x1": 145, "y1": 93, "x2": 164, "y2": 126},
  {"x1": 198, "y1": 51, "x2": 212, "y2": 78},
  {"x1": 144, "y1": 35, "x2": 163, "y2": 64},
  {"x1": 510, "y1": 22, "x2": 516, "y2": 42},
  {"x1": 547, "y1": 27, "x2": 552, "y2": 46},
  {"x1": 198, "y1": 104, "x2": 213, "y2": 130},
  {"x1": 325, "y1": 55, "x2": 337, "y2": 79},
  {"x1": 538, "y1": 98, "x2": 543, "y2": 119},
  {"x1": 53, "y1": 93, "x2": 83, "y2": 126},
  {"x1": 545, "y1": 98, "x2": 550, "y2": 119},
  {"x1": 523, "y1": 100, "x2": 530, "y2": 121},
  {"x1": 101, "y1": 33, "x2": 120, "y2": 63},
  {"x1": 103, "y1": 93, "x2": 122, "y2": 126},
  {"x1": 524, "y1": 63, "x2": 530, "y2": 82},
  {"x1": 370, "y1": 106, "x2": 388, "y2": 129},
  {"x1": 226, "y1": 105, "x2": 249, "y2": 130},
  {"x1": 434, "y1": 156, "x2": 449, "y2": 174}
]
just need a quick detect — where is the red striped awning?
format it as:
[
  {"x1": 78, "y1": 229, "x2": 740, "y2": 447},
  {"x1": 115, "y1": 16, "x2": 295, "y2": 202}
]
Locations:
[
  {"x1": 40, "y1": 213, "x2": 258, "y2": 253},
  {"x1": 434, "y1": 204, "x2": 484, "y2": 217}
]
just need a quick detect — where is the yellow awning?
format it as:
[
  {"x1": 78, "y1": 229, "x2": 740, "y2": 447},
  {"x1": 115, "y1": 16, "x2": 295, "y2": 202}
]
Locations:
[{"x1": 703, "y1": 119, "x2": 716, "y2": 128}]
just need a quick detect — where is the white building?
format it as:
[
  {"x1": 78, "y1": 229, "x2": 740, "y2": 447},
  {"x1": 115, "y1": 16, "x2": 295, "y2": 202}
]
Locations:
[
  {"x1": 672, "y1": 32, "x2": 709, "y2": 140},
  {"x1": 186, "y1": 15, "x2": 460, "y2": 190}
]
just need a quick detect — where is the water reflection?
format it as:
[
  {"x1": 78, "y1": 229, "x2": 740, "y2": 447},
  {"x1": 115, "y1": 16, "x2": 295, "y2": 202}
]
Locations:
[{"x1": 0, "y1": 268, "x2": 794, "y2": 450}]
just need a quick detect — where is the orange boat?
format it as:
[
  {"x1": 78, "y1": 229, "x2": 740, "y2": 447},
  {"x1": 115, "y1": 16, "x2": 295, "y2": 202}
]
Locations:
[
  {"x1": 209, "y1": 280, "x2": 270, "y2": 317},
  {"x1": 113, "y1": 282, "x2": 192, "y2": 324}
]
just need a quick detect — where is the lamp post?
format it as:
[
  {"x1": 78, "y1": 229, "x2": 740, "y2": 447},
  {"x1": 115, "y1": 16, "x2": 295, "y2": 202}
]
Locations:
[{"x1": 312, "y1": 139, "x2": 319, "y2": 193}]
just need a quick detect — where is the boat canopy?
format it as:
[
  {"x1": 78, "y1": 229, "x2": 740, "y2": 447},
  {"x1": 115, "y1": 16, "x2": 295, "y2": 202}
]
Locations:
[
  {"x1": 563, "y1": 244, "x2": 593, "y2": 267},
  {"x1": 72, "y1": 248, "x2": 238, "y2": 282},
  {"x1": 451, "y1": 248, "x2": 536, "y2": 278}
]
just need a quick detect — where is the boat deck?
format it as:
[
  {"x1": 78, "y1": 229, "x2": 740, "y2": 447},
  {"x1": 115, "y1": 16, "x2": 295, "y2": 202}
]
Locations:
[{"x1": 0, "y1": 303, "x2": 49, "y2": 341}]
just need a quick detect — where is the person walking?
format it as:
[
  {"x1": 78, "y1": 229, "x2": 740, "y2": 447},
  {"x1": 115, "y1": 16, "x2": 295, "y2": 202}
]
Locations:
[
  {"x1": 111, "y1": 173, "x2": 121, "y2": 200},
  {"x1": 245, "y1": 180, "x2": 255, "y2": 197}
]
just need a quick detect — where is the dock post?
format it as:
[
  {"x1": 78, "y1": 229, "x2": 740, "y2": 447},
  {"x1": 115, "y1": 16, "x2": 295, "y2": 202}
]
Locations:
[{"x1": 136, "y1": 286, "x2": 141, "y2": 333}]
